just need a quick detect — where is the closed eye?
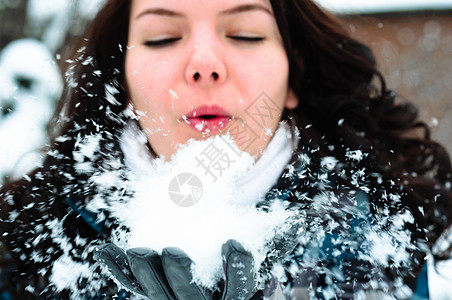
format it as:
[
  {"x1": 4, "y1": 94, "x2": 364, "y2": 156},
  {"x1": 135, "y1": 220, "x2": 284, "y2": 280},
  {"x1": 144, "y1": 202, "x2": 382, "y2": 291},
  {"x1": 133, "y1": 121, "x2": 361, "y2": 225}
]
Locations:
[
  {"x1": 144, "y1": 37, "x2": 181, "y2": 47},
  {"x1": 228, "y1": 36, "x2": 265, "y2": 43},
  {"x1": 144, "y1": 36, "x2": 264, "y2": 47}
]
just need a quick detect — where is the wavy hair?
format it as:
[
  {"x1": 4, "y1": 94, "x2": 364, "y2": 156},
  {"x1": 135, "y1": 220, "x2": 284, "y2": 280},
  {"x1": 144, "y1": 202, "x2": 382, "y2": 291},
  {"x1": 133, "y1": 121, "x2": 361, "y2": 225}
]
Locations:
[
  {"x1": 2, "y1": 0, "x2": 452, "y2": 288},
  {"x1": 271, "y1": 0, "x2": 452, "y2": 260}
]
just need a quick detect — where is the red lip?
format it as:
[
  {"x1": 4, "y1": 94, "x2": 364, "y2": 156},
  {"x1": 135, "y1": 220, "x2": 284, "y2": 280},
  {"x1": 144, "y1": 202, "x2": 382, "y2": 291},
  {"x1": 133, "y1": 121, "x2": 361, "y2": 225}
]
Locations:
[
  {"x1": 186, "y1": 105, "x2": 231, "y2": 118},
  {"x1": 185, "y1": 105, "x2": 232, "y2": 133}
]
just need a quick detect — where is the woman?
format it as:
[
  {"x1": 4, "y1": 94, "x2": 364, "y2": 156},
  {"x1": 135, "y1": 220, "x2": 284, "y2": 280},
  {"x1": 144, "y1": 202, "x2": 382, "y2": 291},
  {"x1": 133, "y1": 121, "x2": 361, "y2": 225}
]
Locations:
[{"x1": 1, "y1": 0, "x2": 451, "y2": 299}]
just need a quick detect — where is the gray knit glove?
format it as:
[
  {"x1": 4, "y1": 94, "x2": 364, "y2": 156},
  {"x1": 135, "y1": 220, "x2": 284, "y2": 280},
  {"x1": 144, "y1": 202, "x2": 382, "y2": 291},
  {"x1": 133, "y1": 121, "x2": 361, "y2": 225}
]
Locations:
[
  {"x1": 95, "y1": 240, "x2": 258, "y2": 300},
  {"x1": 95, "y1": 213, "x2": 303, "y2": 300}
]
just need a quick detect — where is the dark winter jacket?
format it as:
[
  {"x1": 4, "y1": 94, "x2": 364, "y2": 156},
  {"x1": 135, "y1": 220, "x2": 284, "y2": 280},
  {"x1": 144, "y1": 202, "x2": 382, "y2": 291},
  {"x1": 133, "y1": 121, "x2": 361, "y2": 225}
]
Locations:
[{"x1": 0, "y1": 131, "x2": 430, "y2": 299}]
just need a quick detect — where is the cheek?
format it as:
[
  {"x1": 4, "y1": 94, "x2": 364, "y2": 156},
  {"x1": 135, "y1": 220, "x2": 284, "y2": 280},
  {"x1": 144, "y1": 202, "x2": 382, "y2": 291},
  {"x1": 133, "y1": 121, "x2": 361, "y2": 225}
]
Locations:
[
  {"x1": 236, "y1": 51, "x2": 289, "y2": 102},
  {"x1": 126, "y1": 53, "x2": 161, "y2": 102},
  {"x1": 261, "y1": 49, "x2": 289, "y2": 86},
  {"x1": 261, "y1": 52, "x2": 290, "y2": 105},
  {"x1": 125, "y1": 53, "x2": 178, "y2": 130},
  {"x1": 239, "y1": 45, "x2": 288, "y2": 81},
  {"x1": 126, "y1": 53, "x2": 154, "y2": 93},
  {"x1": 125, "y1": 55, "x2": 154, "y2": 116},
  {"x1": 126, "y1": 51, "x2": 180, "y2": 96}
]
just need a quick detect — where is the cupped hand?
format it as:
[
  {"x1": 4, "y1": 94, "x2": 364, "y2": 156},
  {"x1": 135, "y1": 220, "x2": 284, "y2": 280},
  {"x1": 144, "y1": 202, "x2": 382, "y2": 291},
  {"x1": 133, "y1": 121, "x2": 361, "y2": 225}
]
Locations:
[{"x1": 95, "y1": 240, "x2": 258, "y2": 300}]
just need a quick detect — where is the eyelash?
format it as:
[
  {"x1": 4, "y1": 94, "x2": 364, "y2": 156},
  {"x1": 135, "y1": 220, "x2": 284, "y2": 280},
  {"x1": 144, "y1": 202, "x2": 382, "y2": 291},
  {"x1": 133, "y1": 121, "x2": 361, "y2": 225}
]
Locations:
[
  {"x1": 228, "y1": 36, "x2": 265, "y2": 43},
  {"x1": 143, "y1": 36, "x2": 265, "y2": 47},
  {"x1": 144, "y1": 38, "x2": 181, "y2": 47}
]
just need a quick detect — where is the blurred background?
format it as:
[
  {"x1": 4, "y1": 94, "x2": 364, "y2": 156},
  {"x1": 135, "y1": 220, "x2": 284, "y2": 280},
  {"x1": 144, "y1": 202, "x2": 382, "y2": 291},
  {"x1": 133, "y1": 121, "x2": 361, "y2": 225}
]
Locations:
[
  {"x1": 0, "y1": 0, "x2": 104, "y2": 182},
  {"x1": 0, "y1": 0, "x2": 451, "y2": 298},
  {"x1": 318, "y1": 0, "x2": 452, "y2": 165},
  {"x1": 316, "y1": 3, "x2": 452, "y2": 299}
]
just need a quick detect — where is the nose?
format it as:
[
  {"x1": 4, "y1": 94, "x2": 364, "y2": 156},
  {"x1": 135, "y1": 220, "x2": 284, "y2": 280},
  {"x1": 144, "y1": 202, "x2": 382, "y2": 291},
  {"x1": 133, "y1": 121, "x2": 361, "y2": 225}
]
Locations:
[{"x1": 185, "y1": 36, "x2": 227, "y2": 87}]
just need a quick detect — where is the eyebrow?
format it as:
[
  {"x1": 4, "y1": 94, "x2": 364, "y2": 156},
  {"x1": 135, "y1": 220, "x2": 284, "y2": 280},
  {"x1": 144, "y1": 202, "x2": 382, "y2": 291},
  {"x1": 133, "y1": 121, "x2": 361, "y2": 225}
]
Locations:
[
  {"x1": 134, "y1": 3, "x2": 272, "y2": 20},
  {"x1": 135, "y1": 8, "x2": 185, "y2": 19},
  {"x1": 219, "y1": 3, "x2": 273, "y2": 16}
]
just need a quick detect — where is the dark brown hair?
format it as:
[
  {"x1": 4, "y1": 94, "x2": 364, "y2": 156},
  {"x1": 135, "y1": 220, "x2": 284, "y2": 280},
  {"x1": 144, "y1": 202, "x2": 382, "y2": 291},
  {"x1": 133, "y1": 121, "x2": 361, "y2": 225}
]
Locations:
[
  {"x1": 49, "y1": 0, "x2": 452, "y2": 261},
  {"x1": 270, "y1": 0, "x2": 452, "y2": 256},
  {"x1": 1, "y1": 0, "x2": 452, "y2": 295}
]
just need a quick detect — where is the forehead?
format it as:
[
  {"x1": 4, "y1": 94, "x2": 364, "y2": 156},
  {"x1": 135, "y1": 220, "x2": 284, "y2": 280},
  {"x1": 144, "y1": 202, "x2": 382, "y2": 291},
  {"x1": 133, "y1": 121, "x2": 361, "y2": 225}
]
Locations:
[{"x1": 129, "y1": 0, "x2": 274, "y2": 18}]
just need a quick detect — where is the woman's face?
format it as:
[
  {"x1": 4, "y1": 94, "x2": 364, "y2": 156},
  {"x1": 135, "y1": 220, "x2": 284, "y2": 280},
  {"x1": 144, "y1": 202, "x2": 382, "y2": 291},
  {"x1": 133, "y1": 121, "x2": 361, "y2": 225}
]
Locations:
[{"x1": 126, "y1": 0, "x2": 298, "y2": 161}]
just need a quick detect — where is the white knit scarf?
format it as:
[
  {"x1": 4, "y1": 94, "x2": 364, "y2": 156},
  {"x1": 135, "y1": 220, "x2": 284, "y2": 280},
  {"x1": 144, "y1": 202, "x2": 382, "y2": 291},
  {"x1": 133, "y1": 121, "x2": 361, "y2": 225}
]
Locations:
[{"x1": 119, "y1": 120, "x2": 299, "y2": 205}]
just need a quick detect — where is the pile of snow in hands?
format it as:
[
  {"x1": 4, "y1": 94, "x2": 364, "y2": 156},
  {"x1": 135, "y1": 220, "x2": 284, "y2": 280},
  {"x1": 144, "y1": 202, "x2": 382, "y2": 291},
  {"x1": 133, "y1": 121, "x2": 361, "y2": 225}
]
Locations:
[
  {"x1": 46, "y1": 128, "x2": 425, "y2": 298},
  {"x1": 99, "y1": 132, "x2": 300, "y2": 290}
]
